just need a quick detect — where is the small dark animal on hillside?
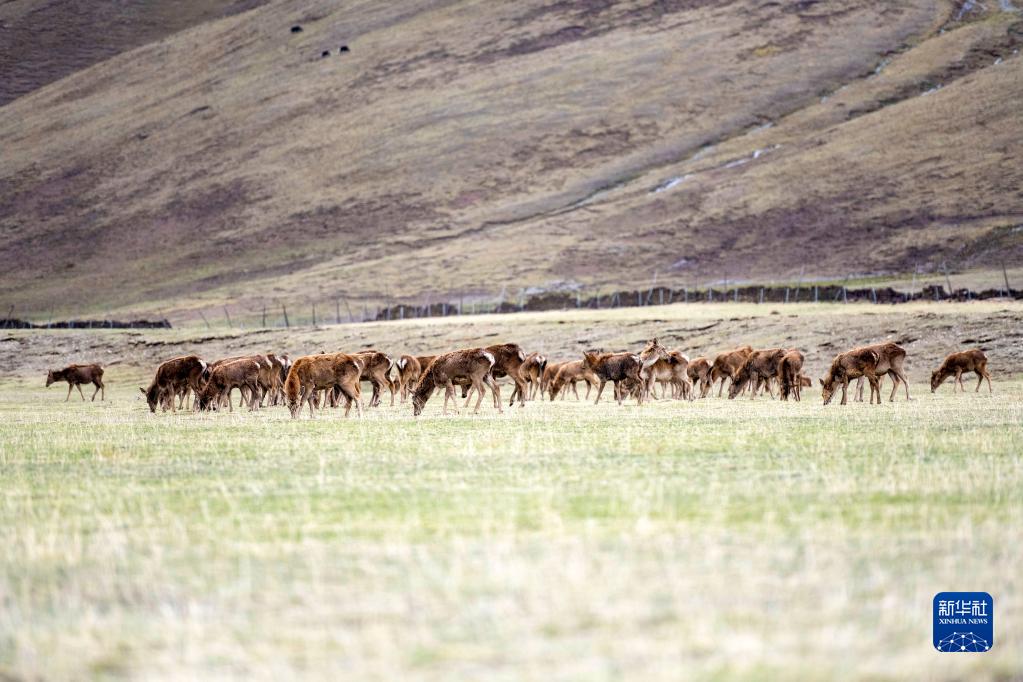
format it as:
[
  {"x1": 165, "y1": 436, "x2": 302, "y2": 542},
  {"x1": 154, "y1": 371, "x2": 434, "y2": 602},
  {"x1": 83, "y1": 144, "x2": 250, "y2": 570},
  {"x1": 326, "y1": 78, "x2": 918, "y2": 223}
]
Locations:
[
  {"x1": 412, "y1": 348, "x2": 498, "y2": 416},
  {"x1": 931, "y1": 349, "x2": 992, "y2": 393},
  {"x1": 47, "y1": 364, "x2": 105, "y2": 402}
]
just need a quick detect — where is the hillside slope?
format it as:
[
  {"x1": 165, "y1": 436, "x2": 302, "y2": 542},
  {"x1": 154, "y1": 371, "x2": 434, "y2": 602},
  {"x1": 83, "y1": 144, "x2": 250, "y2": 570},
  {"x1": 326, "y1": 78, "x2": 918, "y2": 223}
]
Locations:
[
  {"x1": 1, "y1": 0, "x2": 1021, "y2": 323},
  {"x1": 0, "y1": 0, "x2": 270, "y2": 106}
]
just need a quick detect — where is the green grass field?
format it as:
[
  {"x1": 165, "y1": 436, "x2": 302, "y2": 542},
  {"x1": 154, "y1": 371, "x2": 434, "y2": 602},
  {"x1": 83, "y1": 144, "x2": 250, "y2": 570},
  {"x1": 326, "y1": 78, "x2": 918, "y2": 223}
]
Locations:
[{"x1": 2, "y1": 377, "x2": 1021, "y2": 680}]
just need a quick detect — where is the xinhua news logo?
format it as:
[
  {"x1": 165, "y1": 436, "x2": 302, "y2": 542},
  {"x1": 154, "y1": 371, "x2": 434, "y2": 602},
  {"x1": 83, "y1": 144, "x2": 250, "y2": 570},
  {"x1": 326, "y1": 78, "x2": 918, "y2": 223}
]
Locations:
[{"x1": 933, "y1": 592, "x2": 993, "y2": 652}]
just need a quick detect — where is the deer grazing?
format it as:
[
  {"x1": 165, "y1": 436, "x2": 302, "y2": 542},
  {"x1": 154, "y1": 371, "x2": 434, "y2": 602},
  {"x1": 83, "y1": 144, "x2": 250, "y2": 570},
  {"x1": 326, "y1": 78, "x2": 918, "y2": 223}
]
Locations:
[
  {"x1": 548, "y1": 360, "x2": 599, "y2": 400},
  {"x1": 412, "y1": 348, "x2": 499, "y2": 416},
  {"x1": 196, "y1": 358, "x2": 263, "y2": 412},
  {"x1": 820, "y1": 342, "x2": 908, "y2": 405},
  {"x1": 47, "y1": 364, "x2": 105, "y2": 402},
  {"x1": 201, "y1": 355, "x2": 277, "y2": 409},
  {"x1": 728, "y1": 348, "x2": 788, "y2": 400},
  {"x1": 778, "y1": 350, "x2": 806, "y2": 401},
  {"x1": 141, "y1": 356, "x2": 206, "y2": 413},
  {"x1": 711, "y1": 346, "x2": 754, "y2": 397},
  {"x1": 284, "y1": 353, "x2": 364, "y2": 418},
  {"x1": 539, "y1": 361, "x2": 564, "y2": 400},
  {"x1": 931, "y1": 349, "x2": 992, "y2": 393}
]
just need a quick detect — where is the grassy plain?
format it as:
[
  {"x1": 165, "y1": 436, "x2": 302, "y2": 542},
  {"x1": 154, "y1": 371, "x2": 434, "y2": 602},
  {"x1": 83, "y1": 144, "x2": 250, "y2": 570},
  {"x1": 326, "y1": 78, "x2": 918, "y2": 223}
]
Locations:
[{"x1": 2, "y1": 302, "x2": 1021, "y2": 680}]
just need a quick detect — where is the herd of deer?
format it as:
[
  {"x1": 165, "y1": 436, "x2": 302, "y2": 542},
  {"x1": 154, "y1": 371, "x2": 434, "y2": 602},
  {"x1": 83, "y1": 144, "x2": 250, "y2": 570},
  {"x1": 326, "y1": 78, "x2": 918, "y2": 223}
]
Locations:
[{"x1": 45, "y1": 340, "x2": 994, "y2": 416}]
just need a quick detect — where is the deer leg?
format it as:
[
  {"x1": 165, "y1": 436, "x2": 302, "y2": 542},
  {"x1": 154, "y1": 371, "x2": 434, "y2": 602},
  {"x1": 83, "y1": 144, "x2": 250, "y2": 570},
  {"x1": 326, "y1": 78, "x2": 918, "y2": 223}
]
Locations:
[
  {"x1": 885, "y1": 373, "x2": 898, "y2": 402},
  {"x1": 303, "y1": 387, "x2": 315, "y2": 418},
  {"x1": 471, "y1": 378, "x2": 486, "y2": 414},
  {"x1": 91, "y1": 383, "x2": 101, "y2": 401},
  {"x1": 463, "y1": 384, "x2": 475, "y2": 409},
  {"x1": 594, "y1": 380, "x2": 607, "y2": 405},
  {"x1": 896, "y1": 368, "x2": 911, "y2": 400},
  {"x1": 868, "y1": 373, "x2": 881, "y2": 405},
  {"x1": 839, "y1": 377, "x2": 849, "y2": 405},
  {"x1": 489, "y1": 377, "x2": 502, "y2": 411},
  {"x1": 982, "y1": 368, "x2": 993, "y2": 393}
]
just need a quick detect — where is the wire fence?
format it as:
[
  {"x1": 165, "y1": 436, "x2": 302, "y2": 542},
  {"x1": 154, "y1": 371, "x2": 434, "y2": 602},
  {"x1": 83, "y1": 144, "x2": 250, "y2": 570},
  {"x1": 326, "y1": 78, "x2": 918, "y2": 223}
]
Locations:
[{"x1": 5, "y1": 264, "x2": 1019, "y2": 330}]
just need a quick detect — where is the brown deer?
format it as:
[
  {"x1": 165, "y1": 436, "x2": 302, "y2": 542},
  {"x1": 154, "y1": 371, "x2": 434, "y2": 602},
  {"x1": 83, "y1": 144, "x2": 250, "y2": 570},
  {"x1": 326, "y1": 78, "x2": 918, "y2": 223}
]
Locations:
[
  {"x1": 203, "y1": 354, "x2": 276, "y2": 408},
  {"x1": 931, "y1": 349, "x2": 992, "y2": 393},
  {"x1": 641, "y1": 349, "x2": 692, "y2": 401},
  {"x1": 539, "y1": 361, "x2": 564, "y2": 400},
  {"x1": 728, "y1": 348, "x2": 788, "y2": 400},
  {"x1": 584, "y1": 339, "x2": 667, "y2": 406},
  {"x1": 687, "y1": 357, "x2": 713, "y2": 398},
  {"x1": 47, "y1": 364, "x2": 105, "y2": 402},
  {"x1": 412, "y1": 348, "x2": 499, "y2": 416},
  {"x1": 778, "y1": 350, "x2": 806, "y2": 401},
  {"x1": 394, "y1": 355, "x2": 434, "y2": 404},
  {"x1": 582, "y1": 351, "x2": 641, "y2": 405},
  {"x1": 141, "y1": 356, "x2": 206, "y2": 413},
  {"x1": 461, "y1": 344, "x2": 529, "y2": 408},
  {"x1": 548, "y1": 360, "x2": 599, "y2": 400},
  {"x1": 284, "y1": 353, "x2": 364, "y2": 418},
  {"x1": 263, "y1": 353, "x2": 291, "y2": 406},
  {"x1": 820, "y1": 342, "x2": 908, "y2": 405},
  {"x1": 711, "y1": 346, "x2": 754, "y2": 397},
  {"x1": 196, "y1": 358, "x2": 262, "y2": 412},
  {"x1": 352, "y1": 350, "x2": 394, "y2": 407},
  {"x1": 518, "y1": 352, "x2": 548, "y2": 400}
]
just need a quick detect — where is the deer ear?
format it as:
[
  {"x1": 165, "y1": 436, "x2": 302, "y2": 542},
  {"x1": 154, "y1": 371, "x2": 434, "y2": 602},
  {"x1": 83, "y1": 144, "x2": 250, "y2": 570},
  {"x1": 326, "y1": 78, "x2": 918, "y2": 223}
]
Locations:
[
  {"x1": 818, "y1": 378, "x2": 824, "y2": 386},
  {"x1": 139, "y1": 387, "x2": 146, "y2": 394}
]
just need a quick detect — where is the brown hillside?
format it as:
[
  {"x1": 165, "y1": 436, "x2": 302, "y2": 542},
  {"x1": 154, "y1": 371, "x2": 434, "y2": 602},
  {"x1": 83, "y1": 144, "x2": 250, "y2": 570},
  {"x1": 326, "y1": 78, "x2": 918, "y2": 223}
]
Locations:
[
  {"x1": 0, "y1": 0, "x2": 269, "y2": 106},
  {"x1": 1, "y1": 0, "x2": 1021, "y2": 324}
]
